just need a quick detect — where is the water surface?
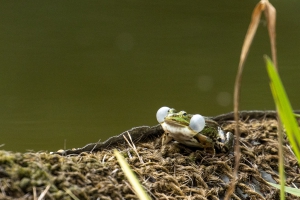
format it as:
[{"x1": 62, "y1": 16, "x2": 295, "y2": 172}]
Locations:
[{"x1": 0, "y1": 1, "x2": 299, "y2": 152}]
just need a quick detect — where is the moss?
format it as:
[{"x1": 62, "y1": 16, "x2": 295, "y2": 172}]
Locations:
[{"x1": 19, "y1": 178, "x2": 30, "y2": 190}]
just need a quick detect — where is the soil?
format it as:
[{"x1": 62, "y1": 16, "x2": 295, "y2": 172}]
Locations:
[{"x1": 0, "y1": 113, "x2": 299, "y2": 200}]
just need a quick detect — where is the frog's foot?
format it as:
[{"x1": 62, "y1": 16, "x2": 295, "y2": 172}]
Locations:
[
  {"x1": 162, "y1": 132, "x2": 173, "y2": 145},
  {"x1": 216, "y1": 128, "x2": 234, "y2": 152},
  {"x1": 203, "y1": 147, "x2": 216, "y2": 155}
]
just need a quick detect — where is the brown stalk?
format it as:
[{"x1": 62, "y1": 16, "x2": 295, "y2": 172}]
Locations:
[
  {"x1": 264, "y1": 2, "x2": 284, "y2": 198},
  {"x1": 265, "y1": 2, "x2": 277, "y2": 70},
  {"x1": 225, "y1": 0, "x2": 277, "y2": 199}
]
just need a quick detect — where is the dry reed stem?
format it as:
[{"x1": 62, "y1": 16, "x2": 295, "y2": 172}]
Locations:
[{"x1": 228, "y1": 0, "x2": 277, "y2": 199}]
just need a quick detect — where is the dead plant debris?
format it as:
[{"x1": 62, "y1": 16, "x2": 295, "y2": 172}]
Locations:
[{"x1": 0, "y1": 117, "x2": 299, "y2": 200}]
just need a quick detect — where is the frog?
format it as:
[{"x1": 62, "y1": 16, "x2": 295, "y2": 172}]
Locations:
[{"x1": 156, "y1": 106, "x2": 234, "y2": 153}]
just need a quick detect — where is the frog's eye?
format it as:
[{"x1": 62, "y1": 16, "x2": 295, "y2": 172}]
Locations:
[
  {"x1": 189, "y1": 114, "x2": 205, "y2": 132},
  {"x1": 156, "y1": 106, "x2": 170, "y2": 123},
  {"x1": 168, "y1": 108, "x2": 176, "y2": 114}
]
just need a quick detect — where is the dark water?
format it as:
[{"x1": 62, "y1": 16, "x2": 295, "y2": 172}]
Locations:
[{"x1": 1, "y1": 1, "x2": 300, "y2": 152}]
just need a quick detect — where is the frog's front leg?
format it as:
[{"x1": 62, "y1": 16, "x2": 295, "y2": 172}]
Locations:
[
  {"x1": 162, "y1": 132, "x2": 173, "y2": 145},
  {"x1": 193, "y1": 133, "x2": 216, "y2": 154},
  {"x1": 216, "y1": 128, "x2": 234, "y2": 152}
]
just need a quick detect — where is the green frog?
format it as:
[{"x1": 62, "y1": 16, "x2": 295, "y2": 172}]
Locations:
[{"x1": 156, "y1": 106, "x2": 234, "y2": 153}]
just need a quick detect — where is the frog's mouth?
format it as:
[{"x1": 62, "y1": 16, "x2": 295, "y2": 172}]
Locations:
[{"x1": 164, "y1": 118, "x2": 189, "y2": 127}]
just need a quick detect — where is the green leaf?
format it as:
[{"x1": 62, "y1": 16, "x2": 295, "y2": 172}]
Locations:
[
  {"x1": 268, "y1": 182, "x2": 300, "y2": 197},
  {"x1": 265, "y1": 55, "x2": 300, "y2": 163}
]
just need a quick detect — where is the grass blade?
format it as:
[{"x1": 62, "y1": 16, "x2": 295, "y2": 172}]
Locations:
[
  {"x1": 265, "y1": 56, "x2": 300, "y2": 199},
  {"x1": 268, "y1": 182, "x2": 300, "y2": 197},
  {"x1": 114, "y1": 149, "x2": 151, "y2": 200},
  {"x1": 269, "y1": 82, "x2": 286, "y2": 200},
  {"x1": 265, "y1": 56, "x2": 300, "y2": 162}
]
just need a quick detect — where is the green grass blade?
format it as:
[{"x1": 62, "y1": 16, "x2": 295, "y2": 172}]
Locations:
[
  {"x1": 294, "y1": 113, "x2": 300, "y2": 118},
  {"x1": 268, "y1": 182, "x2": 300, "y2": 197},
  {"x1": 269, "y1": 82, "x2": 286, "y2": 200},
  {"x1": 265, "y1": 56, "x2": 300, "y2": 199},
  {"x1": 114, "y1": 149, "x2": 151, "y2": 200},
  {"x1": 265, "y1": 56, "x2": 300, "y2": 162}
]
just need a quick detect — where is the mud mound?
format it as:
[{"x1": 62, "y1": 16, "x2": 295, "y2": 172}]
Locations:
[{"x1": 0, "y1": 117, "x2": 299, "y2": 199}]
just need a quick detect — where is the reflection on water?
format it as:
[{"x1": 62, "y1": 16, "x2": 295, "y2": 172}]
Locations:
[{"x1": 0, "y1": 1, "x2": 300, "y2": 152}]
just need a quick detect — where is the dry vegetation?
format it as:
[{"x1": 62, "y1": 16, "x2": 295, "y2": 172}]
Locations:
[{"x1": 0, "y1": 116, "x2": 299, "y2": 200}]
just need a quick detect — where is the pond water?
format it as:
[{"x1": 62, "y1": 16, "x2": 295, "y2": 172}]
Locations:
[{"x1": 1, "y1": 1, "x2": 300, "y2": 152}]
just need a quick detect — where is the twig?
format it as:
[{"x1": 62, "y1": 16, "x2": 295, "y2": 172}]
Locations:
[
  {"x1": 123, "y1": 132, "x2": 144, "y2": 163},
  {"x1": 37, "y1": 185, "x2": 50, "y2": 200},
  {"x1": 102, "y1": 154, "x2": 107, "y2": 163},
  {"x1": 90, "y1": 139, "x2": 101, "y2": 153},
  {"x1": 33, "y1": 187, "x2": 37, "y2": 200}
]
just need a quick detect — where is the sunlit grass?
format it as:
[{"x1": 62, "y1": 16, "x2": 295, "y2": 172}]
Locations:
[
  {"x1": 268, "y1": 183, "x2": 300, "y2": 197},
  {"x1": 265, "y1": 56, "x2": 300, "y2": 198},
  {"x1": 114, "y1": 149, "x2": 151, "y2": 200},
  {"x1": 265, "y1": 56, "x2": 300, "y2": 162}
]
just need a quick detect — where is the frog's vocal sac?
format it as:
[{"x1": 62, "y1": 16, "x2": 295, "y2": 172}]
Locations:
[{"x1": 156, "y1": 106, "x2": 234, "y2": 153}]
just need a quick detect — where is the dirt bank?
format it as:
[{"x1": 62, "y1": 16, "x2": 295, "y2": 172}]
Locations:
[{"x1": 0, "y1": 113, "x2": 299, "y2": 199}]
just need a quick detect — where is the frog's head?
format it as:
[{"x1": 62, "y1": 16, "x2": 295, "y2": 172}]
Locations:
[{"x1": 156, "y1": 106, "x2": 206, "y2": 133}]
